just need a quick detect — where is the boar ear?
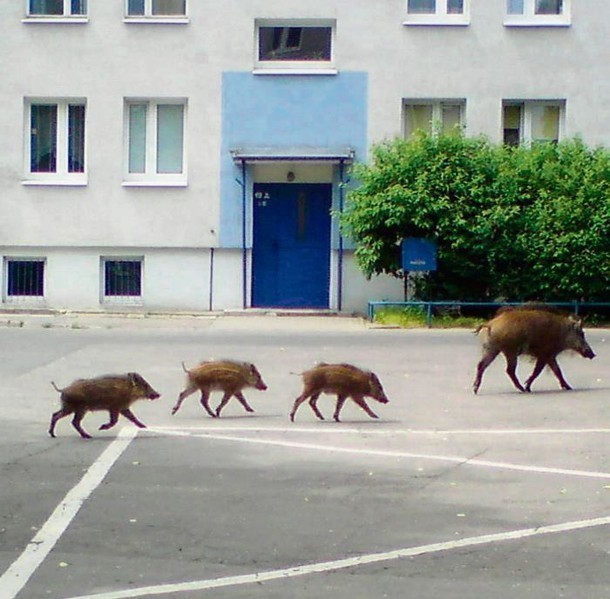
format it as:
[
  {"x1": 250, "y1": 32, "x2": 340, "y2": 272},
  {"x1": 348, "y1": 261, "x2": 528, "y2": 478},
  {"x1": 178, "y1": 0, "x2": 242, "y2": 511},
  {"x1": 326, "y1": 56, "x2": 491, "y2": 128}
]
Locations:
[
  {"x1": 567, "y1": 314, "x2": 583, "y2": 329},
  {"x1": 127, "y1": 372, "x2": 141, "y2": 386}
]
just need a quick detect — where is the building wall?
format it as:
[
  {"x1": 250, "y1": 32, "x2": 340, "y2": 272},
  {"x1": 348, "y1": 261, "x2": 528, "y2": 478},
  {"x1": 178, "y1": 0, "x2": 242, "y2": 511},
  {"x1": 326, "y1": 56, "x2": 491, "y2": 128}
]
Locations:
[{"x1": 1, "y1": 1, "x2": 608, "y2": 313}]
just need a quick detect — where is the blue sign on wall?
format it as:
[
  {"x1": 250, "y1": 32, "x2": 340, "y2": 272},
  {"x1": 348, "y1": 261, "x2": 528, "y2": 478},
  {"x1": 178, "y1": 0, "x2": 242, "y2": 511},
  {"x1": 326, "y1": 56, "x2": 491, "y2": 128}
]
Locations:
[{"x1": 402, "y1": 238, "x2": 437, "y2": 272}]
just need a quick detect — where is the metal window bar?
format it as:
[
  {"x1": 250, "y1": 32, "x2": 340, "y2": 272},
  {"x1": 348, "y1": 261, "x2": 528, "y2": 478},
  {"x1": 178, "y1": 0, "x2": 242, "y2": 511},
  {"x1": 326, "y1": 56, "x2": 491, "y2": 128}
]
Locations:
[
  {"x1": 7, "y1": 261, "x2": 44, "y2": 296},
  {"x1": 104, "y1": 261, "x2": 141, "y2": 297}
]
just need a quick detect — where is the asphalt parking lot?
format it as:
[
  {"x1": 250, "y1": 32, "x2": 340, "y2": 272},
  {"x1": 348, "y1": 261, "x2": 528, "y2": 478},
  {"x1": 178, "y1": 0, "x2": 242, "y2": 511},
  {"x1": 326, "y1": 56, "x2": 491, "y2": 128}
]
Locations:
[{"x1": 0, "y1": 312, "x2": 608, "y2": 599}]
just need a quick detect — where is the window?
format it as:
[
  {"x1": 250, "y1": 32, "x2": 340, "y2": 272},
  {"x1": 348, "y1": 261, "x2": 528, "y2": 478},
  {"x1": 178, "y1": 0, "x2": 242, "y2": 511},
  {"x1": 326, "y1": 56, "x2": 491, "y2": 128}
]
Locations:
[
  {"x1": 505, "y1": 0, "x2": 570, "y2": 26},
  {"x1": 102, "y1": 259, "x2": 143, "y2": 303},
  {"x1": 125, "y1": 0, "x2": 187, "y2": 19},
  {"x1": 255, "y1": 20, "x2": 335, "y2": 73},
  {"x1": 27, "y1": 0, "x2": 87, "y2": 17},
  {"x1": 404, "y1": 0, "x2": 469, "y2": 25},
  {"x1": 502, "y1": 101, "x2": 564, "y2": 145},
  {"x1": 124, "y1": 99, "x2": 186, "y2": 185},
  {"x1": 25, "y1": 99, "x2": 86, "y2": 184},
  {"x1": 4, "y1": 259, "x2": 45, "y2": 300},
  {"x1": 403, "y1": 100, "x2": 465, "y2": 138}
]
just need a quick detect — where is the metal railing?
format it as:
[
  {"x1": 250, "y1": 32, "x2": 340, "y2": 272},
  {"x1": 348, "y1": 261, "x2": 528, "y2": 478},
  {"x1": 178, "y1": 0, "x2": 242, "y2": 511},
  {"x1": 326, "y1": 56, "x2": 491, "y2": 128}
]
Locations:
[{"x1": 367, "y1": 300, "x2": 610, "y2": 325}]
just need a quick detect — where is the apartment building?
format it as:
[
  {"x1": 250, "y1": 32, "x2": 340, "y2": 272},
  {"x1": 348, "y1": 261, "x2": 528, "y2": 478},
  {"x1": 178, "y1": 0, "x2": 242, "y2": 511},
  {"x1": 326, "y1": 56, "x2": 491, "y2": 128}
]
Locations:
[{"x1": 1, "y1": 1, "x2": 608, "y2": 313}]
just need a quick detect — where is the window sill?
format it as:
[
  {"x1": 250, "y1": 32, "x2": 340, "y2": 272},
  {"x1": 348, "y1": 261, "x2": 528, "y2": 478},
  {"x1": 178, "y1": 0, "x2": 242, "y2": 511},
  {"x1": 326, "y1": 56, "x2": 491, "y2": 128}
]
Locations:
[
  {"x1": 504, "y1": 17, "x2": 571, "y2": 27},
  {"x1": 122, "y1": 180, "x2": 188, "y2": 188},
  {"x1": 123, "y1": 17, "x2": 189, "y2": 25},
  {"x1": 102, "y1": 298, "x2": 144, "y2": 306},
  {"x1": 22, "y1": 16, "x2": 88, "y2": 24},
  {"x1": 253, "y1": 68, "x2": 338, "y2": 76},
  {"x1": 22, "y1": 178, "x2": 88, "y2": 187},
  {"x1": 402, "y1": 17, "x2": 470, "y2": 27}
]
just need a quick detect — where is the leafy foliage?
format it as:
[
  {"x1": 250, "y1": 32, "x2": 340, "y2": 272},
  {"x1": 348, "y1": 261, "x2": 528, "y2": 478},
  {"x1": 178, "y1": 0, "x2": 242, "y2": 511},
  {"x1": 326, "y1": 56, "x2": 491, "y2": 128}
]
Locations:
[{"x1": 340, "y1": 133, "x2": 610, "y2": 301}]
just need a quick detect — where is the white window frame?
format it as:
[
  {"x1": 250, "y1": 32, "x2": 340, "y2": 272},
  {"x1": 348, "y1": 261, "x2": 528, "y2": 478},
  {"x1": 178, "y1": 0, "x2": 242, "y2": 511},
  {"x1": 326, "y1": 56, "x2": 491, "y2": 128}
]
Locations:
[
  {"x1": 101, "y1": 257, "x2": 144, "y2": 306},
  {"x1": 254, "y1": 19, "x2": 337, "y2": 75},
  {"x1": 124, "y1": 0, "x2": 188, "y2": 24},
  {"x1": 403, "y1": 100, "x2": 466, "y2": 138},
  {"x1": 403, "y1": 0, "x2": 470, "y2": 26},
  {"x1": 123, "y1": 98, "x2": 188, "y2": 187},
  {"x1": 23, "y1": 0, "x2": 88, "y2": 23},
  {"x1": 3, "y1": 257, "x2": 46, "y2": 305},
  {"x1": 504, "y1": 0, "x2": 571, "y2": 27},
  {"x1": 502, "y1": 100, "x2": 566, "y2": 145},
  {"x1": 23, "y1": 98, "x2": 87, "y2": 186}
]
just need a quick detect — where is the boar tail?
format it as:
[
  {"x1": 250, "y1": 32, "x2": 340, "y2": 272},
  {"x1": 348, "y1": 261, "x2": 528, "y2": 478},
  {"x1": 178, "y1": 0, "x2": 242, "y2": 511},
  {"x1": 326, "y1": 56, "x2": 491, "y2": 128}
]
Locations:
[
  {"x1": 51, "y1": 381, "x2": 62, "y2": 393},
  {"x1": 181, "y1": 361, "x2": 190, "y2": 373},
  {"x1": 474, "y1": 324, "x2": 490, "y2": 336}
]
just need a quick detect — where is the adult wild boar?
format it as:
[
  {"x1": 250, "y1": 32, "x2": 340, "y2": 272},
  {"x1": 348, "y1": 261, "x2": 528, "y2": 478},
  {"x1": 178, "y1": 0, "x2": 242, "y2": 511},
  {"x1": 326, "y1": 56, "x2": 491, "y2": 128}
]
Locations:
[
  {"x1": 473, "y1": 306, "x2": 595, "y2": 394},
  {"x1": 290, "y1": 363, "x2": 389, "y2": 422},
  {"x1": 49, "y1": 372, "x2": 161, "y2": 439}
]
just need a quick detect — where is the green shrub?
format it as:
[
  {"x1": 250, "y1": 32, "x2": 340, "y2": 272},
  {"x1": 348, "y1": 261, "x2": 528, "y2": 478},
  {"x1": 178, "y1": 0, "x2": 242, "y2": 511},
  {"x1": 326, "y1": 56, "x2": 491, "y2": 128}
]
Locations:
[{"x1": 340, "y1": 134, "x2": 610, "y2": 302}]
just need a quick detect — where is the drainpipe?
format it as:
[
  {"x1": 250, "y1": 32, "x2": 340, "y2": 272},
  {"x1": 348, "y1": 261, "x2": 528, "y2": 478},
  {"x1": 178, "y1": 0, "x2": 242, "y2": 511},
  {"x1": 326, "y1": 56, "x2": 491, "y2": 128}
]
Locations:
[
  {"x1": 208, "y1": 247, "x2": 214, "y2": 311},
  {"x1": 240, "y1": 160, "x2": 247, "y2": 309},
  {"x1": 337, "y1": 159, "x2": 345, "y2": 312}
]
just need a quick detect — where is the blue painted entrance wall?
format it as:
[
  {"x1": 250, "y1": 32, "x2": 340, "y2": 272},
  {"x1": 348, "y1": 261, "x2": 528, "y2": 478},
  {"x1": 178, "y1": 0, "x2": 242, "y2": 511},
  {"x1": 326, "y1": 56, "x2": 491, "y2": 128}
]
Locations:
[
  {"x1": 252, "y1": 183, "x2": 331, "y2": 308},
  {"x1": 220, "y1": 71, "x2": 368, "y2": 248}
]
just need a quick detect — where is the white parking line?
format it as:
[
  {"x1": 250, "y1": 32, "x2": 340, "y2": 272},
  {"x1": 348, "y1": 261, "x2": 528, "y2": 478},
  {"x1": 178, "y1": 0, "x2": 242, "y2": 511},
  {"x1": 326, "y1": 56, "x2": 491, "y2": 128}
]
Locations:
[
  {"x1": 151, "y1": 428, "x2": 610, "y2": 480},
  {"x1": 65, "y1": 515, "x2": 610, "y2": 599},
  {"x1": 0, "y1": 427, "x2": 138, "y2": 599},
  {"x1": 152, "y1": 425, "x2": 610, "y2": 435}
]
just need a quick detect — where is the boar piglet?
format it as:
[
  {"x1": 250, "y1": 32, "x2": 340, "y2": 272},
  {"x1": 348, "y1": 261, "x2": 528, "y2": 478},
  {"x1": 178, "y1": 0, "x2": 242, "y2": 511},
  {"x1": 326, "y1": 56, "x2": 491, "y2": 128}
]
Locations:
[
  {"x1": 290, "y1": 363, "x2": 389, "y2": 423},
  {"x1": 49, "y1": 372, "x2": 160, "y2": 439},
  {"x1": 473, "y1": 306, "x2": 595, "y2": 394},
  {"x1": 172, "y1": 360, "x2": 267, "y2": 418}
]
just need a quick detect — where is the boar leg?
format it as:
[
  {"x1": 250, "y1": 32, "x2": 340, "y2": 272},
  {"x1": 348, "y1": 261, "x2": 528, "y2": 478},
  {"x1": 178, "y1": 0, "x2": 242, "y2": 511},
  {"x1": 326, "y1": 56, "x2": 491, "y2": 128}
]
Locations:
[
  {"x1": 199, "y1": 390, "x2": 217, "y2": 417},
  {"x1": 172, "y1": 385, "x2": 198, "y2": 415},
  {"x1": 473, "y1": 349, "x2": 499, "y2": 394},
  {"x1": 308, "y1": 394, "x2": 325, "y2": 420},
  {"x1": 333, "y1": 395, "x2": 348, "y2": 422},
  {"x1": 524, "y1": 359, "x2": 547, "y2": 392},
  {"x1": 49, "y1": 407, "x2": 71, "y2": 438},
  {"x1": 546, "y1": 357, "x2": 572, "y2": 390},
  {"x1": 290, "y1": 393, "x2": 311, "y2": 422},
  {"x1": 351, "y1": 395, "x2": 379, "y2": 419},
  {"x1": 232, "y1": 391, "x2": 255, "y2": 415},
  {"x1": 120, "y1": 408, "x2": 147, "y2": 428},
  {"x1": 503, "y1": 353, "x2": 525, "y2": 392},
  {"x1": 99, "y1": 410, "x2": 119, "y2": 430},
  {"x1": 71, "y1": 410, "x2": 92, "y2": 439}
]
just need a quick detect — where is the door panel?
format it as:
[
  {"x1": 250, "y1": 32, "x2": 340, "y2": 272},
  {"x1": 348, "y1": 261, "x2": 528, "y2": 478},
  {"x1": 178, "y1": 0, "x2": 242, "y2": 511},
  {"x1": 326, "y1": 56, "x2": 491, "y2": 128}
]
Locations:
[{"x1": 252, "y1": 183, "x2": 331, "y2": 308}]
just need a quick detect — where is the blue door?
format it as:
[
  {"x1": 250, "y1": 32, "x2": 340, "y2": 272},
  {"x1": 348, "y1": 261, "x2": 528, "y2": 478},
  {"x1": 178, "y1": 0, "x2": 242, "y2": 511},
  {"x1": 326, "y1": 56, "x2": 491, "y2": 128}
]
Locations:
[{"x1": 252, "y1": 183, "x2": 331, "y2": 308}]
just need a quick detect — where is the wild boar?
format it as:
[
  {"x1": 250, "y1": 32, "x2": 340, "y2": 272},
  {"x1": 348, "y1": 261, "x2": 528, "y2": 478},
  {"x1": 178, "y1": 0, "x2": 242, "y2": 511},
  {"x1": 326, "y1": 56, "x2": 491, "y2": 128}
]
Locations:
[
  {"x1": 290, "y1": 363, "x2": 389, "y2": 423},
  {"x1": 49, "y1": 372, "x2": 160, "y2": 439},
  {"x1": 172, "y1": 360, "x2": 268, "y2": 418},
  {"x1": 473, "y1": 306, "x2": 596, "y2": 394}
]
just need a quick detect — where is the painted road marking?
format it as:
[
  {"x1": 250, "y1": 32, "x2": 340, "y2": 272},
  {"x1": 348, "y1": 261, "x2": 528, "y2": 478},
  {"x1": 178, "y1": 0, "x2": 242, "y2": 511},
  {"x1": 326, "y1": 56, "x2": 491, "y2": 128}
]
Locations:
[
  {"x1": 0, "y1": 427, "x2": 138, "y2": 599},
  {"x1": 150, "y1": 428, "x2": 610, "y2": 480},
  {"x1": 152, "y1": 425, "x2": 610, "y2": 435},
  {"x1": 65, "y1": 515, "x2": 610, "y2": 599}
]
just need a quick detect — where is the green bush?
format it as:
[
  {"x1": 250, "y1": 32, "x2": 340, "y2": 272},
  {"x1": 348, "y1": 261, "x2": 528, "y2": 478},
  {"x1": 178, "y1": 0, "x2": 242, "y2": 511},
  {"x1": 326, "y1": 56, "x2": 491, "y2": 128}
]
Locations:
[{"x1": 340, "y1": 133, "x2": 610, "y2": 302}]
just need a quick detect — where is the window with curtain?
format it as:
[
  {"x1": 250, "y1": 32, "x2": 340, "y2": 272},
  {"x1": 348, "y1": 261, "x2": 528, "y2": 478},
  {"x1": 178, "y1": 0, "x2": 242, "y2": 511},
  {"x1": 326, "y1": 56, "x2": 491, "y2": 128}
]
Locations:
[
  {"x1": 502, "y1": 101, "x2": 563, "y2": 145},
  {"x1": 408, "y1": 0, "x2": 436, "y2": 14},
  {"x1": 28, "y1": 100, "x2": 86, "y2": 178},
  {"x1": 405, "y1": 0, "x2": 468, "y2": 22},
  {"x1": 127, "y1": 0, "x2": 186, "y2": 17},
  {"x1": 29, "y1": 0, "x2": 87, "y2": 16},
  {"x1": 506, "y1": 0, "x2": 567, "y2": 18},
  {"x1": 125, "y1": 99, "x2": 186, "y2": 183},
  {"x1": 404, "y1": 101, "x2": 464, "y2": 138}
]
